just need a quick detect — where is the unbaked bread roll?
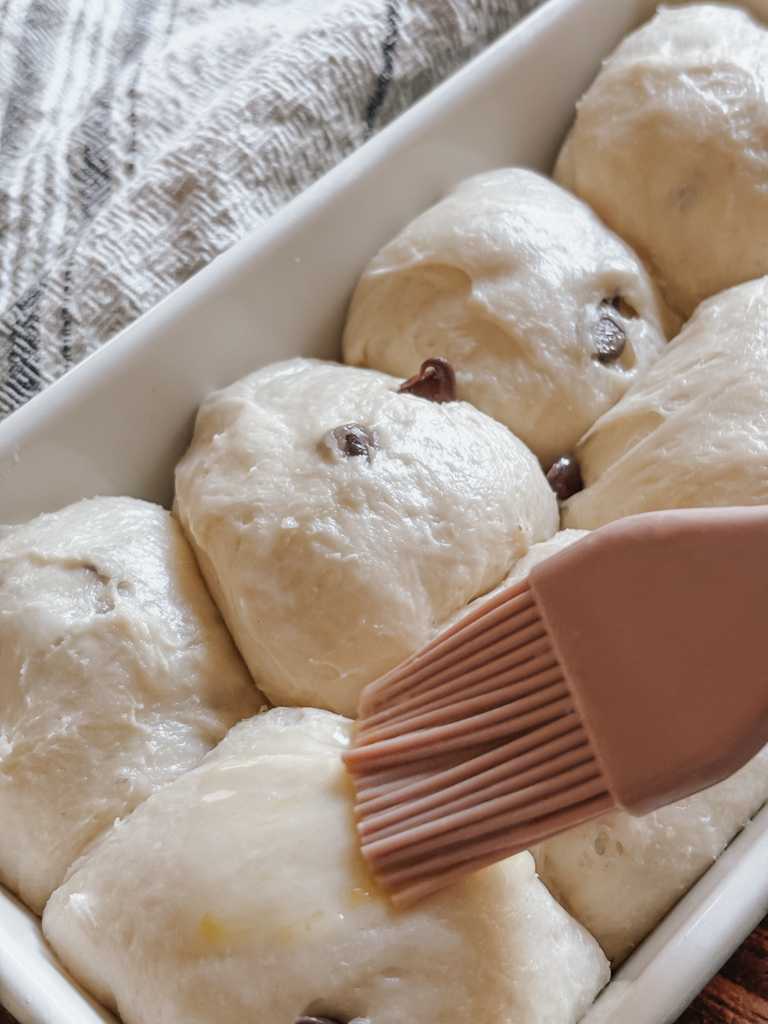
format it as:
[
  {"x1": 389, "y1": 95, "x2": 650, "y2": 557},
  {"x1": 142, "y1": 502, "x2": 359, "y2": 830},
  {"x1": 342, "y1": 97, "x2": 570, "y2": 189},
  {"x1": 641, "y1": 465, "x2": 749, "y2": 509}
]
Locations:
[
  {"x1": 0, "y1": 496, "x2": 264, "y2": 914},
  {"x1": 43, "y1": 707, "x2": 610, "y2": 1024},
  {"x1": 532, "y1": 744, "x2": 768, "y2": 966},
  {"x1": 468, "y1": 529, "x2": 768, "y2": 966},
  {"x1": 555, "y1": 3, "x2": 768, "y2": 319},
  {"x1": 563, "y1": 276, "x2": 768, "y2": 530},
  {"x1": 342, "y1": 168, "x2": 669, "y2": 467},
  {"x1": 440, "y1": 528, "x2": 590, "y2": 634},
  {"x1": 174, "y1": 358, "x2": 559, "y2": 717},
  {"x1": 524, "y1": 381, "x2": 768, "y2": 964}
]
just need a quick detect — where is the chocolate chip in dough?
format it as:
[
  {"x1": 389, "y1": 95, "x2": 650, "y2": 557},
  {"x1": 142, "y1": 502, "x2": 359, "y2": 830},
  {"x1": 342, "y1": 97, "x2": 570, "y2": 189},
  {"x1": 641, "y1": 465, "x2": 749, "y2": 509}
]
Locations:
[
  {"x1": 398, "y1": 357, "x2": 457, "y2": 403},
  {"x1": 329, "y1": 423, "x2": 378, "y2": 461},
  {"x1": 294, "y1": 1017, "x2": 345, "y2": 1024},
  {"x1": 592, "y1": 315, "x2": 626, "y2": 364},
  {"x1": 546, "y1": 456, "x2": 583, "y2": 500}
]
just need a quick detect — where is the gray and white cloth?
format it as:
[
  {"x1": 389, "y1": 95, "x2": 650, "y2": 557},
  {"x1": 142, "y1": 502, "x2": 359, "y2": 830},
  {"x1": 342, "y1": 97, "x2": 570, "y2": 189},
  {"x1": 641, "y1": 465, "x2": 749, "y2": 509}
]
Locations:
[{"x1": 0, "y1": 0, "x2": 543, "y2": 420}]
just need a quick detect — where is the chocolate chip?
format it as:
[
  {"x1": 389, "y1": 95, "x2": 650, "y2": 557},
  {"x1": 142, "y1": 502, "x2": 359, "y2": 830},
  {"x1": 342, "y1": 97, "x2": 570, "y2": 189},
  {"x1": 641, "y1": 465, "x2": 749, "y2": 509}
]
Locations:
[
  {"x1": 330, "y1": 423, "x2": 378, "y2": 460},
  {"x1": 398, "y1": 357, "x2": 457, "y2": 403},
  {"x1": 546, "y1": 456, "x2": 583, "y2": 500},
  {"x1": 294, "y1": 1018, "x2": 344, "y2": 1024},
  {"x1": 593, "y1": 315, "x2": 626, "y2": 363}
]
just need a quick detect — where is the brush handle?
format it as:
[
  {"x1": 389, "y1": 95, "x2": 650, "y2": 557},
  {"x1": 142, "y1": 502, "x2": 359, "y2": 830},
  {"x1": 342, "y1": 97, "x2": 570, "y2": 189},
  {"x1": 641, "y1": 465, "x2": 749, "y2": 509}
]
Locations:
[{"x1": 530, "y1": 504, "x2": 768, "y2": 814}]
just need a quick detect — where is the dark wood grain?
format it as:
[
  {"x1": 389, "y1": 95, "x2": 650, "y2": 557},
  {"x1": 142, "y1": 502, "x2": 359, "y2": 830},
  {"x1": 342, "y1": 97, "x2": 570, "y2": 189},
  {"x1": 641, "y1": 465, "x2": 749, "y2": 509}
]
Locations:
[
  {"x1": 720, "y1": 918, "x2": 768, "y2": 1003},
  {"x1": 677, "y1": 916, "x2": 768, "y2": 1024},
  {"x1": 2, "y1": 915, "x2": 767, "y2": 1023},
  {"x1": 677, "y1": 975, "x2": 768, "y2": 1024}
]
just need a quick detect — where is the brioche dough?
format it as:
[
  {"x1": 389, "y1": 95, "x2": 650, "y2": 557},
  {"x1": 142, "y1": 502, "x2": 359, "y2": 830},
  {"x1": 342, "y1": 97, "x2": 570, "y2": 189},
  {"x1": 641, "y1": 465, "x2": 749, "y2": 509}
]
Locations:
[
  {"x1": 532, "y1": 744, "x2": 768, "y2": 966},
  {"x1": 43, "y1": 707, "x2": 610, "y2": 1024},
  {"x1": 440, "y1": 528, "x2": 590, "y2": 635},
  {"x1": 342, "y1": 168, "x2": 669, "y2": 466},
  {"x1": 563, "y1": 276, "x2": 768, "y2": 529},
  {"x1": 521, "y1": 523, "x2": 768, "y2": 968},
  {"x1": 0, "y1": 496, "x2": 264, "y2": 914},
  {"x1": 555, "y1": 3, "x2": 768, "y2": 319},
  {"x1": 174, "y1": 358, "x2": 558, "y2": 717}
]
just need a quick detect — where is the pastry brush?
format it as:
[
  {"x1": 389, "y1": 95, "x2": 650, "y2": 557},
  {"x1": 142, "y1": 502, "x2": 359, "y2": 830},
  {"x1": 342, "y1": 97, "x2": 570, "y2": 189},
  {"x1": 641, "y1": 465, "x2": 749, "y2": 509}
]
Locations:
[{"x1": 343, "y1": 505, "x2": 768, "y2": 905}]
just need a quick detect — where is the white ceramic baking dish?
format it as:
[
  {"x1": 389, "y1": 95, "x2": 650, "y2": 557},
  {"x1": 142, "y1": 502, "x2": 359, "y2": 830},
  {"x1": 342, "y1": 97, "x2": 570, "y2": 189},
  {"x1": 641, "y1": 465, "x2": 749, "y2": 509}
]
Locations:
[{"x1": 2, "y1": 0, "x2": 768, "y2": 1021}]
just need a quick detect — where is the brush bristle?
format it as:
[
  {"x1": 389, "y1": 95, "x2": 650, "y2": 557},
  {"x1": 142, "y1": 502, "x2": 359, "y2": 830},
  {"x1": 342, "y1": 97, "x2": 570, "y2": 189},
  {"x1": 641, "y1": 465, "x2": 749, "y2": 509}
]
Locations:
[{"x1": 344, "y1": 580, "x2": 615, "y2": 904}]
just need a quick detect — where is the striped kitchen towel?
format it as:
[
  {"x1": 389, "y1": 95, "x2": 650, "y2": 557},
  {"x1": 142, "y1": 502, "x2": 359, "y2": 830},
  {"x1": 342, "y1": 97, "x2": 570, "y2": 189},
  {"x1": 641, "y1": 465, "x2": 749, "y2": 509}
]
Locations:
[{"x1": 0, "y1": 0, "x2": 543, "y2": 421}]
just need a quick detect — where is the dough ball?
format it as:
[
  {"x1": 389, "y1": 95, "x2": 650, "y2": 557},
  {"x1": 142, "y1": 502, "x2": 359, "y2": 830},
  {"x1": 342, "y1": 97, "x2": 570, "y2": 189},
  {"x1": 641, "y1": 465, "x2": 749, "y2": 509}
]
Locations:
[
  {"x1": 43, "y1": 707, "x2": 610, "y2": 1024},
  {"x1": 174, "y1": 358, "x2": 559, "y2": 717},
  {"x1": 563, "y1": 276, "x2": 768, "y2": 529},
  {"x1": 0, "y1": 496, "x2": 264, "y2": 914},
  {"x1": 555, "y1": 4, "x2": 768, "y2": 319},
  {"x1": 496, "y1": 533, "x2": 768, "y2": 965},
  {"x1": 342, "y1": 168, "x2": 669, "y2": 467},
  {"x1": 532, "y1": 744, "x2": 768, "y2": 966},
  {"x1": 493, "y1": 529, "x2": 590, "y2": 588},
  {"x1": 441, "y1": 528, "x2": 589, "y2": 634}
]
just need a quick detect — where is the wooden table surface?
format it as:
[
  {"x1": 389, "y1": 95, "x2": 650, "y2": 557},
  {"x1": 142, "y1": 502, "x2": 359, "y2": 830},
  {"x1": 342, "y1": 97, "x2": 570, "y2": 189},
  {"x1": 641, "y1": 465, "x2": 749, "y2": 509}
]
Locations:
[{"x1": 1, "y1": 913, "x2": 767, "y2": 1024}]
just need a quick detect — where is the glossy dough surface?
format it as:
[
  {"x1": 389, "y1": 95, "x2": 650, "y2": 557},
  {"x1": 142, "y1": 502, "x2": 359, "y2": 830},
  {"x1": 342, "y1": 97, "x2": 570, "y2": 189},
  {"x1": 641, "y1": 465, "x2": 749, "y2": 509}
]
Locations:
[
  {"x1": 43, "y1": 708, "x2": 610, "y2": 1024},
  {"x1": 174, "y1": 358, "x2": 558, "y2": 717},
  {"x1": 563, "y1": 276, "x2": 768, "y2": 529},
  {"x1": 533, "y1": 745, "x2": 768, "y2": 966},
  {"x1": 555, "y1": 3, "x2": 768, "y2": 319},
  {"x1": 531, "y1": 503, "x2": 768, "y2": 967},
  {"x1": 342, "y1": 168, "x2": 668, "y2": 466},
  {"x1": 0, "y1": 496, "x2": 264, "y2": 914}
]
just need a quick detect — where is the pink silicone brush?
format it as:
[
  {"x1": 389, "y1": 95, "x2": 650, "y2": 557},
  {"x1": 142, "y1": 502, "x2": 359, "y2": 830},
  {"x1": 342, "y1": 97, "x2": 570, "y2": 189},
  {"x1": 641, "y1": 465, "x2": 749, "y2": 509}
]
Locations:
[{"x1": 343, "y1": 505, "x2": 768, "y2": 905}]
